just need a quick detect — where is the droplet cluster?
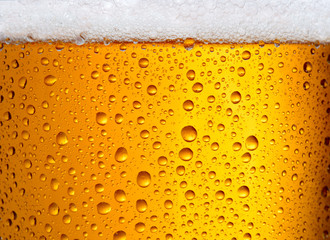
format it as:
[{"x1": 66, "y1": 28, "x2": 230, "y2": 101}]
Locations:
[{"x1": 0, "y1": 42, "x2": 329, "y2": 239}]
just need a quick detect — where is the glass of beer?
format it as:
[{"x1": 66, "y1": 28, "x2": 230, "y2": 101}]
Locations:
[{"x1": 0, "y1": 1, "x2": 329, "y2": 240}]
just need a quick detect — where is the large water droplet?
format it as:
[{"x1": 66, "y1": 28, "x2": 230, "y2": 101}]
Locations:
[
  {"x1": 231, "y1": 91, "x2": 241, "y2": 104},
  {"x1": 97, "y1": 202, "x2": 111, "y2": 215},
  {"x1": 179, "y1": 148, "x2": 193, "y2": 161},
  {"x1": 115, "y1": 147, "x2": 128, "y2": 162},
  {"x1": 48, "y1": 202, "x2": 60, "y2": 216},
  {"x1": 186, "y1": 70, "x2": 195, "y2": 80},
  {"x1": 238, "y1": 186, "x2": 250, "y2": 198},
  {"x1": 114, "y1": 189, "x2": 127, "y2": 202},
  {"x1": 215, "y1": 190, "x2": 225, "y2": 200},
  {"x1": 241, "y1": 152, "x2": 251, "y2": 163},
  {"x1": 183, "y1": 100, "x2": 194, "y2": 111},
  {"x1": 242, "y1": 51, "x2": 251, "y2": 60},
  {"x1": 245, "y1": 136, "x2": 258, "y2": 151},
  {"x1": 137, "y1": 171, "x2": 151, "y2": 188},
  {"x1": 113, "y1": 231, "x2": 126, "y2": 240},
  {"x1": 181, "y1": 126, "x2": 197, "y2": 142},
  {"x1": 56, "y1": 132, "x2": 68, "y2": 146},
  {"x1": 139, "y1": 58, "x2": 149, "y2": 68},
  {"x1": 185, "y1": 190, "x2": 195, "y2": 200},
  {"x1": 44, "y1": 75, "x2": 57, "y2": 86},
  {"x1": 303, "y1": 61, "x2": 312, "y2": 73},
  {"x1": 136, "y1": 199, "x2": 148, "y2": 213},
  {"x1": 96, "y1": 112, "x2": 108, "y2": 125}
]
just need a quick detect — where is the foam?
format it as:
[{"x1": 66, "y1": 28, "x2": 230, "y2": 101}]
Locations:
[{"x1": 0, "y1": 0, "x2": 329, "y2": 43}]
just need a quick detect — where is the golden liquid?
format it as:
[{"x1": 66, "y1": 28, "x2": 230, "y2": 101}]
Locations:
[{"x1": 0, "y1": 42, "x2": 329, "y2": 240}]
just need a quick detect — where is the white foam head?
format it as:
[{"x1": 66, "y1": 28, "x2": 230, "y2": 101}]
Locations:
[{"x1": 0, "y1": 0, "x2": 329, "y2": 43}]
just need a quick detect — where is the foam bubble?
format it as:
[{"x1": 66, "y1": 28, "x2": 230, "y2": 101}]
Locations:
[{"x1": 0, "y1": 0, "x2": 329, "y2": 43}]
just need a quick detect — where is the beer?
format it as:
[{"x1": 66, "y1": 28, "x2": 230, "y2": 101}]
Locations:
[{"x1": 0, "y1": 41, "x2": 329, "y2": 239}]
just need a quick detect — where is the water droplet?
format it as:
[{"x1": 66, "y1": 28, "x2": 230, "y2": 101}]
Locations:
[
  {"x1": 26, "y1": 105, "x2": 36, "y2": 115},
  {"x1": 186, "y1": 70, "x2": 195, "y2": 80},
  {"x1": 179, "y1": 148, "x2": 193, "y2": 161},
  {"x1": 158, "y1": 156, "x2": 167, "y2": 166},
  {"x1": 139, "y1": 58, "x2": 149, "y2": 68},
  {"x1": 192, "y1": 82, "x2": 203, "y2": 93},
  {"x1": 183, "y1": 100, "x2": 194, "y2": 111},
  {"x1": 233, "y1": 142, "x2": 242, "y2": 151},
  {"x1": 147, "y1": 85, "x2": 157, "y2": 95},
  {"x1": 48, "y1": 202, "x2": 60, "y2": 216},
  {"x1": 242, "y1": 51, "x2": 251, "y2": 60},
  {"x1": 18, "y1": 77, "x2": 27, "y2": 89},
  {"x1": 62, "y1": 214, "x2": 72, "y2": 224},
  {"x1": 243, "y1": 233, "x2": 252, "y2": 240},
  {"x1": 292, "y1": 174, "x2": 298, "y2": 181},
  {"x1": 261, "y1": 115, "x2": 268, "y2": 123},
  {"x1": 303, "y1": 81, "x2": 310, "y2": 90},
  {"x1": 246, "y1": 136, "x2": 258, "y2": 151},
  {"x1": 231, "y1": 91, "x2": 241, "y2": 104},
  {"x1": 44, "y1": 75, "x2": 57, "y2": 86},
  {"x1": 135, "y1": 222, "x2": 146, "y2": 233},
  {"x1": 108, "y1": 74, "x2": 117, "y2": 83},
  {"x1": 41, "y1": 57, "x2": 49, "y2": 65},
  {"x1": 241, "y1": 152, "x2": 251, "y2": 163},
  {"x1": 164, "y1": 200, "x2": 173, "y2": 209},
  {"x1": 50, "y1": 178, "x2": 59, "y2": 190},
  {"x1": 181, "y1": 126, "x2": 197, "y2": 142},
  {"x1": 95, "y1": 183, "x2": 104, "y2": 193},
  {"x1": 113, "y1": 230, "x2": 126, "y2": 240},
  {"x1": 303, "y1": 61, "x2": 312, "y2": 73},
  {"x1": 115, "y1": 114, "x2": 124, "y2": 124},
  {"x1": 96, "y1": 112, "x2": 108, "y2": 125},
  {"x1": 321, "y1": 79, "x2": 328, "y2": 88},
  {"x1": 136, "y1": 199, "x2": 148, "y2": 213},
  {"x1": 23, "y1": 159, "x2": 32, "y2": 168},
  {"x1": 237, "y1": 67, "x2": 245, "y2": 77},
  {"x1": 215, "y1": 190, "x2": 225, "y2": 200},
  {"x1": 97, "y1": 202, "x2": 111, "y2": 215},
  {"x1": 238, "y1": 186, "x2": 250, "y2": 198},
  {"x1": 29, "y1": 216, "x2": 36, "y2": 225},
  {"x1": 115, "y1": 147, "x2": 128, "y2": 162},
  {"x1": 114, "y1": 189, "x2": 127, "y2": 202},
  {"x1": 56, "y1": 132, "x2": 68, "y2": 146},
  {"x1": 137, "y1": 171, "x2": 151, "y2": 188},
  {"x1": 185, "y1": 190, "x2": 195, "y2": 200},
  {"x1": 176, "y1": 165, "x2": 185, "y2": 176},
  {"x1": 91, "y1": 71, "x2": 100, "y2": 79}
]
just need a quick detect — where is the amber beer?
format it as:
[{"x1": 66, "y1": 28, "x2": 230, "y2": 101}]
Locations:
[{"x1": 0, "y1": 41, "x2": 329, "y2": 240}]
